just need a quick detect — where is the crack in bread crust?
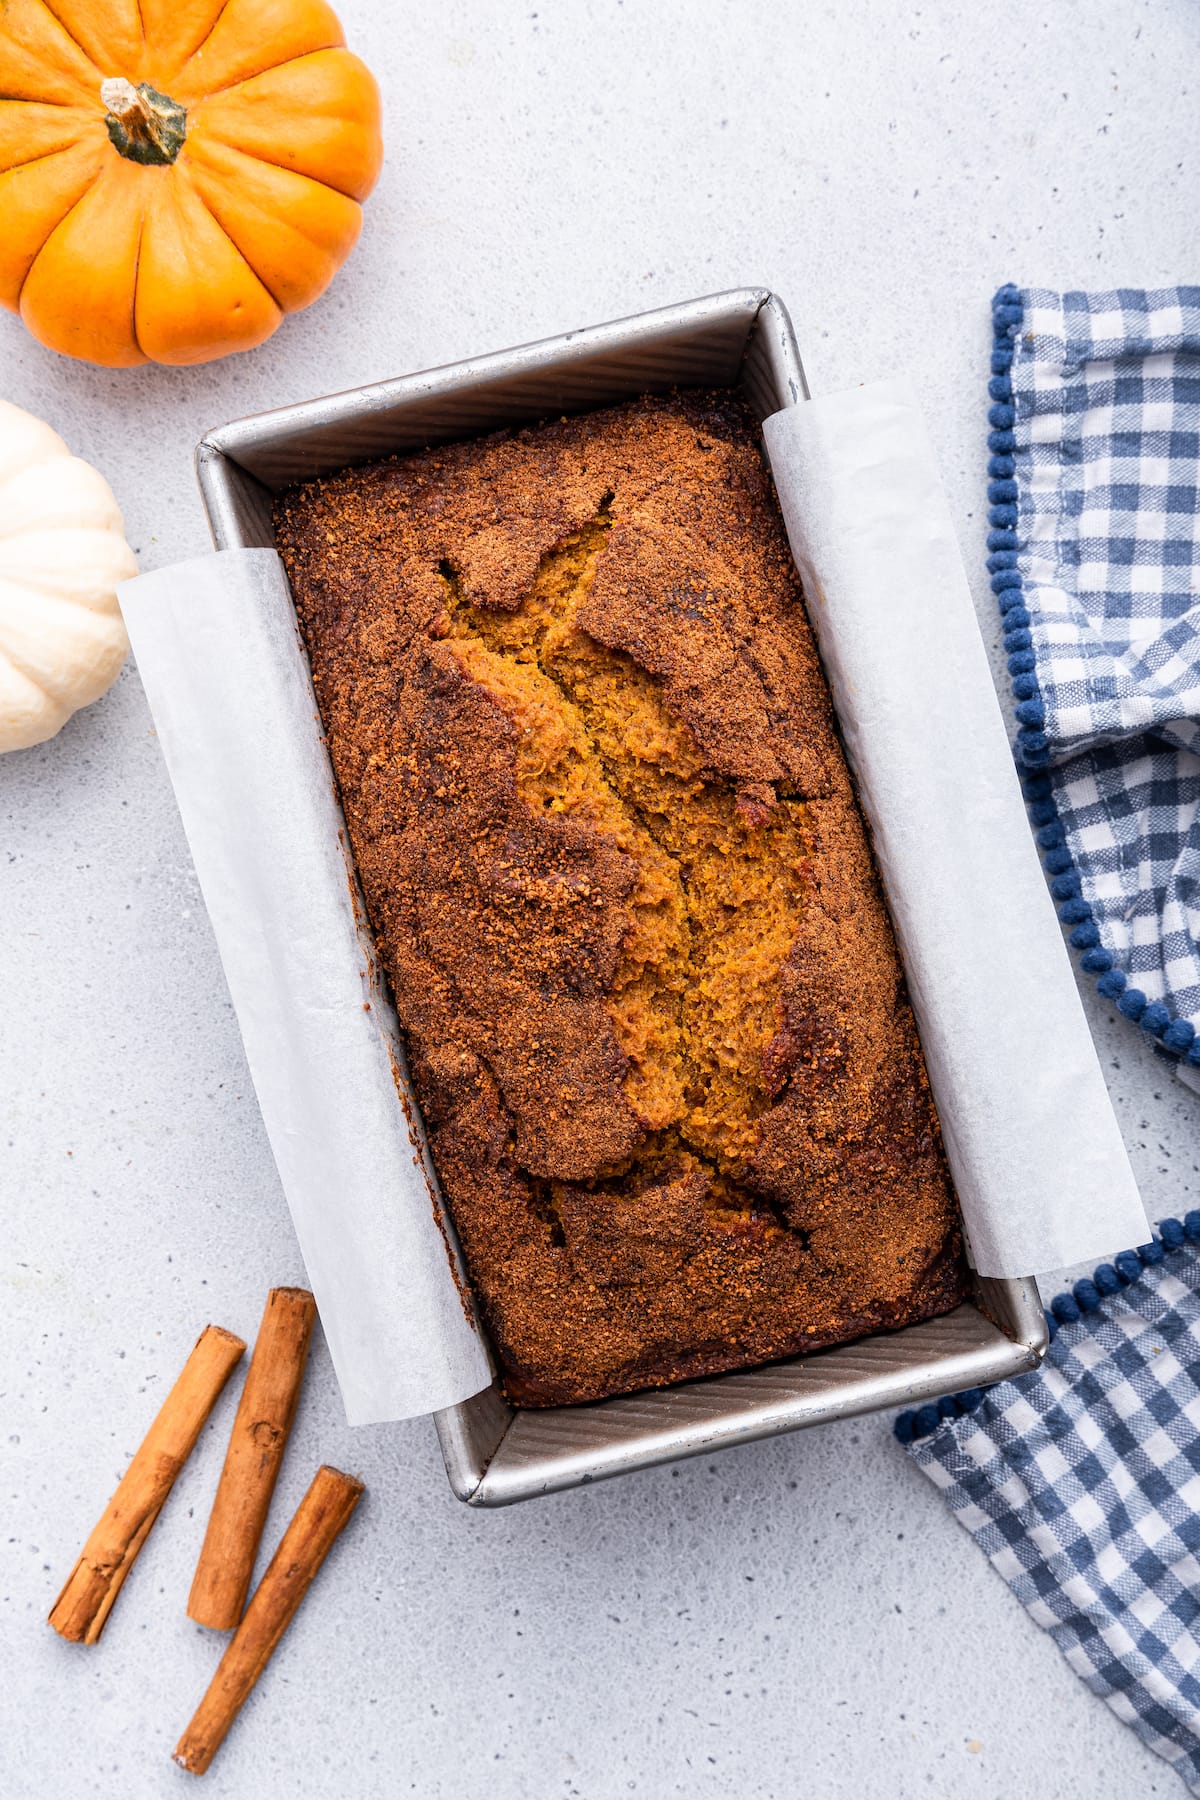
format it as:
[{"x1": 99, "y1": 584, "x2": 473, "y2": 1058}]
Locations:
[
  {"x1": 440, "y1": 511, "x2": 825, "y2": 1225},
  {"x1": 275, "y1": 390, "x2": 968, "y2": 1407}
]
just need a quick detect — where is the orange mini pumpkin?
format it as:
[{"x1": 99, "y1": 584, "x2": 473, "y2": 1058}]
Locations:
[{"x1": 0, "y1": 0, "x2": 383, "y2": 367}]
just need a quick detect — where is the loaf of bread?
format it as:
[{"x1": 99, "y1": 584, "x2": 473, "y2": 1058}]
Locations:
[{"x1": 275, "y1": 391, "x2": 967, "y2": 1406}]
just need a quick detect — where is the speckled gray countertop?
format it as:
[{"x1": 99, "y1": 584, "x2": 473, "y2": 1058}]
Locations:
[{"x1": 3, "y1": 3, "x2": 1199, "y2": 1795}]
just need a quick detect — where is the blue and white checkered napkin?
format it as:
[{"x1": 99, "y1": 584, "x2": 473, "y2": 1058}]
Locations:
[
  {"x1": 899, "y1": 1221, "x2": 1200, "y2": 1791},
  {"x1": 899, "y1": 297, "x2": 1200, "y2": 1784},
  {"x1": 988, "y1": 286, "x2": 1200, "y2": 1062}
]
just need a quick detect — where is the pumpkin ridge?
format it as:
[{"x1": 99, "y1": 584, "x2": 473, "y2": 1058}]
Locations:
[
  {"x1": 34, "y1": 0, "x2": 145, "y2": 72},
  {"x1": 179, "y1": 0, "x2": 236, "y2": 68},
  {"x1": 133, "y1": 165, "x2": 281, "y2": 361},
  {"x1": 178, "y1": 35, "x2": 343, "y2": 104},
  {"x1": 0, "y1": 581, "x2": 127, "y2": 699},
  {"x1": 184, "y1": 127, "x2": 349, "y2": 205},
  {"x1": 0, "y1": 516, "x2": 136, "y2": 554},
  {"x1": 20, "y1": 154, "x2": 148, "y2": 363},
  {"x1": 0, "y1": 0, "x2": 102, "y2": 106},
  {"x1": 0, "y1": 130, "x2": 97, "y2": 180},
  {"x1": 27, "y1": 0, "x2": 104, "y2": 79},
  {"x1": 14, "y1": 174, "x2": 91, "y2": 311},
  {"x1": 0, "y1": 653, "x2": 56, "y2": 735},
  {"x1": 188, "y1": 52, "x2": 380, "y2": 202},
  {"x1": 175, "y1": 163, "x2": 289, "y2": 312},
  {"x1": 0, "y1": 631, "x2": 125, "y2": 710},
  {"x1": 190, "y1": 133, "x2": 362, "y2": 204},
  {"x1": 0, "y1": 135, "x2": 107, "y2": 312},
  {"x1": 128, "y1": 201, "x2": 149, "y2": 358},
  {"x1": 181, "y1": 133, "x2": 358, "y2": 312},
  {"x1": 0, "y1": 498, "x2": 122, "y2": 539},
  {"x1": 191, "y1": 50, "x2": 336, "y2": 106},
  {"x1": 0, "y1": 97, "x2": 94, "y2": 117}
]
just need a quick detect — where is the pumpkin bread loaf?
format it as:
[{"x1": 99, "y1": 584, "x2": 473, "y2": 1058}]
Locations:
[{"x1": 276, "y1": 391, "x2": 968, "y2": 1406}]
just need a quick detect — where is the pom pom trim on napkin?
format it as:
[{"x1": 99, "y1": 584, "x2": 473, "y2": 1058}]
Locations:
[
  {"x1": 895, "y1": 1212, "x2": 1200, "y2": 1443},
  {"x1": 986, "y1": 284, "x2": 1200, "y2": 1067}
]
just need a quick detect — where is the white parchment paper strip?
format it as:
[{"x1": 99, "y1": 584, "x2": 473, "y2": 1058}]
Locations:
[
  {"x1": 119, "y1": 548, "x2": 492, "y2": 1424},
  {"x1": 764, "y1": 379, "x2": 1148, "y2": 1276}
]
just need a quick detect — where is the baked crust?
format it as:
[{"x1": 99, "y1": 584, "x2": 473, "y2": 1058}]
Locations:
[{"x1": 276, "y1": 391, "x2": 968, "y2": 1406}]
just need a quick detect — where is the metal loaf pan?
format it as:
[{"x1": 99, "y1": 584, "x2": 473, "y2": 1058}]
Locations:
[{"x1": 195, "y1": 288, "x2": 1048, "y2": 1507}]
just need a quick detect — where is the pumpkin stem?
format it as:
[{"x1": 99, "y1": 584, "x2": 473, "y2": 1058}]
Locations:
[{"x1": 101, "y1": 77, "x2": 187, "y2": 167}]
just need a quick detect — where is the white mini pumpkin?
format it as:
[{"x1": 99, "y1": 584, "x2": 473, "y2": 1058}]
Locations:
[{"x1": 0, "y1": 400, "x2": 137, "y2": 752}]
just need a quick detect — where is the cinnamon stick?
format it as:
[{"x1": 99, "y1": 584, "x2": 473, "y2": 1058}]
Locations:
[
  {"x1": 188, "y1": 1287, "x2": 317, "y2": 1630},
  {"x1": 173, "y1": 1464, "x2": 364, "y2": 1775},
  {"x1": 49, "y1": 1323, "x2": 245, "y2": 1645}
]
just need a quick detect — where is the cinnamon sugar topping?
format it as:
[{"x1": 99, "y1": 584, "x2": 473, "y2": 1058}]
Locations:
[{"x1": 276, "y1": 392, "x2": 967, "y2": 1406}]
